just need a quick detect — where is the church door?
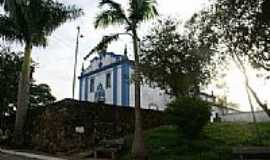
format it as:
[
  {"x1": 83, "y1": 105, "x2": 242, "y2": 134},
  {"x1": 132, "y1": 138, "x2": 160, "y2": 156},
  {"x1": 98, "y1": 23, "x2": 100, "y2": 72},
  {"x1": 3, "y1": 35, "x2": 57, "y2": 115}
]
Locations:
[{"x1": 95, "y1": 83, "x2": 105, "y2": 103}]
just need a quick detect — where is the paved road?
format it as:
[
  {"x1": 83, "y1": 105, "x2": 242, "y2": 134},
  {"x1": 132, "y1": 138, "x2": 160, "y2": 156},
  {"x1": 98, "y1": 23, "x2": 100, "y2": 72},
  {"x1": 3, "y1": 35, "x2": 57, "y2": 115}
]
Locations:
[{"x1": 0, "y1": 152, "x2": 37, "y2": 160}]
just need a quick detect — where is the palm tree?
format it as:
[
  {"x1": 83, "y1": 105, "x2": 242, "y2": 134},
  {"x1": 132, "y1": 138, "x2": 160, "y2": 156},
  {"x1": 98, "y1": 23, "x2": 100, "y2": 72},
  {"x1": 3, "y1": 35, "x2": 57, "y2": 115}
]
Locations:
[
  {"x1": 262, "y1": 0, "x2": 270, "y2": 23},
  {"x1": 0, "y1": 0, "x2": 82, "y2": 146},
  {"x1": 86, "y1": 0, "x2": 158, "y2": 159}
]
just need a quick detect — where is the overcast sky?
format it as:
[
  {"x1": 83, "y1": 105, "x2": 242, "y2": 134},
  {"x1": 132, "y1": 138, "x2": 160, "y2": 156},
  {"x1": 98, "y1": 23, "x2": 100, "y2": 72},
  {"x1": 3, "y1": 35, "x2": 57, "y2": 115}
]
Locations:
[{"x1": 10, "y1": 0, "x2": 269, "y2": 111}]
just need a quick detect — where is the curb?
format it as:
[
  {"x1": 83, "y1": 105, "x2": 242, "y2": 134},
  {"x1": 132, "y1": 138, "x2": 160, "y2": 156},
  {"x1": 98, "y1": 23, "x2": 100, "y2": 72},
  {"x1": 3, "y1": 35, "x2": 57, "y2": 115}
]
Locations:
[{"x1": 0, "y1": 148, "x2": 66, "y2": 160}]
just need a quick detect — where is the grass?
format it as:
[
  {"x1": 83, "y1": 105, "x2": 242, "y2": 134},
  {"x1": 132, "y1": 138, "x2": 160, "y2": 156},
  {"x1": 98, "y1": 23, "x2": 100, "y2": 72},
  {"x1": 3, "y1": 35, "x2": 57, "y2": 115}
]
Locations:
[{"x1": 119, "y1": 123, "x2": 270, "y2": 160}]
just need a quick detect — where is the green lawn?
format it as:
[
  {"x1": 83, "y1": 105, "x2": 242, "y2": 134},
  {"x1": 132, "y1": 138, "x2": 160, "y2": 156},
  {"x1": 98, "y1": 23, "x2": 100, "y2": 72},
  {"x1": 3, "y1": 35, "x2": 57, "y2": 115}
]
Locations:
[{"x1": 120, "y1": 123, "x2": 270, "y2": 160}]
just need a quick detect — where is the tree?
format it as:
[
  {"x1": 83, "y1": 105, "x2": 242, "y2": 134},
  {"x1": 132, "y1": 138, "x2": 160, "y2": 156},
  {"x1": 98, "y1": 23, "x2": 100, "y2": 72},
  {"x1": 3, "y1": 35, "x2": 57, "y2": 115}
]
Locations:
[
  {"x1": 85, "y1": 0, "x2": 158, "y2": 159},
  {"x1": 188, "y1": 0, "x2": 270, "y2": 116},
  {"x1": 140, "y1": 18, "x2": 215, "y2": 97},
  {"x1": 29, "y1": 83, "x2": 55, "y2": 109},
  {"x1": 0, "y1": 47, "x2": 55, "y2": 123},
  {"x1": 0, "y1": 0, "x2": 82, "y2": 146},
  {"x1": 262, "y1": 0, "x2": 270, "y2": 24},
  {"x1": 166, "y1": 97, "x2": 211, "y2": 139},
  {"x1": 0, "y1": 47, "x2": 21, "y2": 119},
  {"x1": 189, "y1": 0, "x2": 270, "y2": 70}
]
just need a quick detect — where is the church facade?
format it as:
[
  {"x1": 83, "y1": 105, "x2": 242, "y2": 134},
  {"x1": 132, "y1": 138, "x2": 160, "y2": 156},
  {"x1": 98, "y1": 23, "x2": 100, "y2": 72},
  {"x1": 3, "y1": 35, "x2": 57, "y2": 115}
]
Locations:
[{"x1": 79, "y1": 52, "x2": 170, "y2": 110}]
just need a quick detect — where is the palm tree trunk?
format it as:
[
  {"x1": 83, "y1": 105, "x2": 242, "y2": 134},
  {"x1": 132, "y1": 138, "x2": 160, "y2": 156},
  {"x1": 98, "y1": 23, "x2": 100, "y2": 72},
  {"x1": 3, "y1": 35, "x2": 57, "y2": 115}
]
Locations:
[
  {"x1": 131, "y1": 28, "x2": 147, "y2": 160},
  {"x1": 13, "y1": 42, "x2": 32, "y2": 146}
]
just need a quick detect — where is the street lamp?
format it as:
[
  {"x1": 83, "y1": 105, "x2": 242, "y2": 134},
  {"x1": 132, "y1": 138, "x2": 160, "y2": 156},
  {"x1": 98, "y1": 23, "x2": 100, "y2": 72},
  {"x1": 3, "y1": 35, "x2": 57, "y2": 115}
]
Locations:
[{"x1": 72, "y1": 26, "x2": 84, "y2": 99}]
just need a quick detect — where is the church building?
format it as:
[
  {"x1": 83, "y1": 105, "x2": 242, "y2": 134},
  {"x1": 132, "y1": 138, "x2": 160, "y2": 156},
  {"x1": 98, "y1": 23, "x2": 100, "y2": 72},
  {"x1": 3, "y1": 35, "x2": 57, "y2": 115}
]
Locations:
[{"x1": 78, "y1": 51, "x2": 170, "y2": 110}]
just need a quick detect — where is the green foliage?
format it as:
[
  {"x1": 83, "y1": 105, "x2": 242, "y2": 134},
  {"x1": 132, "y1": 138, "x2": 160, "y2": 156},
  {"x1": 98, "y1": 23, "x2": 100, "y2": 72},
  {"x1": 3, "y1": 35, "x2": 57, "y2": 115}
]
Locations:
[
  {"x1": 189, "y1": 0, "x2": 270, "y2": 115},
  {"x1": 140, "y1": 18, "x2": 215, "y2": 97},
  {"x1": 94, "y1": 0, "x2": 158, "y2": 29},
  {"x1": 0, "y1": 47, "x2": 56, "y2": 115},
  {"x1": 262, "y1": 0, "x2": 270, "y2": 24},
  {"x1": 0, "y1": 0, "x2": 82, "y2": 145},
  {"x1": 0, "y1": 47, "x2": 21, "y2": 116},
  {"x1": 85, "y1": 34, "x2": 121, "y2": 60},
  {"x1": 95, "y1": 0, "x2": 127, "y2": 29},
  {"x1": 86, "y1": 0, "x2": 158, "y2": 58},
  {"x1": 120, "y1": 123, "x2": 270, "y2": 160},
  {"x1": 29, "y1": 83, "x2": 56, "y2": 109},
  {"x1": 0, "y1": 0, "x2": 82, "y2": 46},
  {"x1": 128, "y1": 0, "x2": 158, "y2": 22},
  {"x1": 190, "y1": 0, "x2": 270, "y2": 71},
  {"x1": 166, "y1": 97, "x2": 211, "y2": 139}
]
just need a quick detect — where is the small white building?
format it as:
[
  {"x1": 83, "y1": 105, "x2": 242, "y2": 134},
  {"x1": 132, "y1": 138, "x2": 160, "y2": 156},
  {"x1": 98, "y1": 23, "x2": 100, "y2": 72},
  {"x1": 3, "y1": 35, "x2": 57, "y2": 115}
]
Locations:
[
  {"x1": 200, "y1": 93, "x2": 241, "y2": 122},
  {"x1": 79, "y1": 52, "x2": 170, "y2": 110}
]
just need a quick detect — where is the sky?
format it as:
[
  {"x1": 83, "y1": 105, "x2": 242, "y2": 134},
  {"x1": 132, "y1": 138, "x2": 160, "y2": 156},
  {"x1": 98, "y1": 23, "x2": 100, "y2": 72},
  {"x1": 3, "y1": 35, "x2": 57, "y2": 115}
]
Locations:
[{"x1": 7, "y1": 0, "x2": 270, "y2": 111}]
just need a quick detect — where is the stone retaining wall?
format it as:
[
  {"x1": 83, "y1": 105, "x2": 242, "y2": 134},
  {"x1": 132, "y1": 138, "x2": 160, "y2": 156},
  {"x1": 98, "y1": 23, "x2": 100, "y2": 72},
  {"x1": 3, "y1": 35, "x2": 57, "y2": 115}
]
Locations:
[{"x1": 30, "y1": 99, "x2": 166, "y2": 153}]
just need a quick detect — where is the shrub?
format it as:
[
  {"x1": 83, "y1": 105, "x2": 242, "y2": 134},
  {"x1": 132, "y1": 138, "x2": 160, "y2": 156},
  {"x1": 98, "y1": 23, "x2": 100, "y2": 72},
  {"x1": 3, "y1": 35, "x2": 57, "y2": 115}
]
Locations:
[{"x1": 166, "y1": 97, "x2": 211, "y2": 139}]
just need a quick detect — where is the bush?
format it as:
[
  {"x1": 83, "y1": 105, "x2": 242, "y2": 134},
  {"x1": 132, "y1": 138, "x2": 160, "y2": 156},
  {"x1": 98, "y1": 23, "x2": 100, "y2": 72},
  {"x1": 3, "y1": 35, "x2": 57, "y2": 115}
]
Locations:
[{"x1": 166, "y1": 97, "x2": 211, "y2": 139}]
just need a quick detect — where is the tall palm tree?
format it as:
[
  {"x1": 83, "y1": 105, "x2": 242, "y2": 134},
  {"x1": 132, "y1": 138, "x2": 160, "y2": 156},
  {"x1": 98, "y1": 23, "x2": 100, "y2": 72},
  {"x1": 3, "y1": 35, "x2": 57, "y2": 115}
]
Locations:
[
  {"x1": 0, "y1": 0, "x2": 82, "y2": 146},
  {"x1": 86, "y1": 0, "x2": 158, "y2": 159}
]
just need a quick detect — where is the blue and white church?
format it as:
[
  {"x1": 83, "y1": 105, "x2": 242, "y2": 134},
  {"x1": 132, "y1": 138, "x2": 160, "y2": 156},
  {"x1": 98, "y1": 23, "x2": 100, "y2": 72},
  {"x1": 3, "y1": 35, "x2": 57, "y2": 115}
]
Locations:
[{"x1": 79, "y1": 50, "x2": 170, "y2": 110}]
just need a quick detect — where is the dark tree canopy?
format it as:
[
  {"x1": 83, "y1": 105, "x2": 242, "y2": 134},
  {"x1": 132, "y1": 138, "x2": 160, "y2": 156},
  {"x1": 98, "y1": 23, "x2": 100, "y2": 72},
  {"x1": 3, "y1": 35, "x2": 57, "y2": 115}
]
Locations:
[
  {"x1": 190, "y1": 0, "x2": 270, "y2": 71},
  {"x1": 187, "y1": 0, "x2": 270, "y2": 116},
  {"x1": 0, "y1": 0, "x2": 82, "y2": 46},
  {"x1": 0, "y1": 0, "x2": 82, "y2": 146},
  {"x1": 262, "y1": 0, "x2": 270, "y2": 24},
  {"x1": 0, "y1": 47, "x2": 21, "y2": 116},
  {"x1": 0, "y1": 47, "x2": 55, "y2": 116},
  {"x1": 140, "y1": 19, "x2": 215, "y2": 97},
  {"x1": 29, "y1": 83, "x2": 55, "y2": 109}
]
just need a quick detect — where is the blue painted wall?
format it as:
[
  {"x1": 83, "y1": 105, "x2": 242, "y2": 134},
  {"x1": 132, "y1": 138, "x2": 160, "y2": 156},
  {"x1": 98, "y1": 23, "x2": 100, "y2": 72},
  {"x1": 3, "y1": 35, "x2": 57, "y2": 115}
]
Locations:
[
  {"x1": 113, "y1": 66, "x2": 118, "y2": 105},
  {"x1": 79, "y1": 78, "x2": 83, "y2": 100},
  {"x1": 121, "y1": 62, "x2": 130, "y2": 106},
  {"x1": 84, "y1": 77, "x2": 88, "y2": 101}
]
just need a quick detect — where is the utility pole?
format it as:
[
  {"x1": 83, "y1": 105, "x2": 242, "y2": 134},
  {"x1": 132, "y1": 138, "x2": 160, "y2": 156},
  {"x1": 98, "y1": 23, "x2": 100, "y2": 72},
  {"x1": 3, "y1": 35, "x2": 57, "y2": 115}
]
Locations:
[{"x1": 72, "y1": 26, "x2": 81, "y2": 99}]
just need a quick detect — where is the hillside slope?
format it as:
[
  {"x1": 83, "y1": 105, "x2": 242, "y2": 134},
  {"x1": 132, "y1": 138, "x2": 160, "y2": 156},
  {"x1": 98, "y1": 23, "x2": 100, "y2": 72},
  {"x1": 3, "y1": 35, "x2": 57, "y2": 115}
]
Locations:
[{"x1": 120, "y1": 123, "x2": 270, "y2": 160}]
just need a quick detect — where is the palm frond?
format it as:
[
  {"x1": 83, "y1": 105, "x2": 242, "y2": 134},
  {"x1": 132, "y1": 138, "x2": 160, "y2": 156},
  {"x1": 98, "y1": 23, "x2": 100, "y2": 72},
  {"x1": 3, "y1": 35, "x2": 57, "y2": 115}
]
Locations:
[
  {"x1": 0, "y1": 0, "x2": 82, "y2": 47},
  {"x1": 84, "y1": 34, "x2": 120, "y2": 60},
  {"x1": 95, "y1": 0, "x2": 129, "y2": 28},
  {"x1": 31, "y1": 34, "x2": 47, "y2": 48},
  {"x1": 94, "y1": 8, "x2": 128, "y2": 28},
  {"x1": 98, "y1": 0, "x2": 121, "y2": 9},
  {"x1": 29, "y1": 0, "x2": 83, "y2": 37},
  {"x1": 262, "y1": 0, "x2": 270, "y2": 23},
  {"x1": 98, "y1": 0, "x2": 128, "y2": 22},
  {"x1": 129, "y1": 0, "x2": 158, "y2": 23},
  {"x1": 0, "y1": 15, "x2": 24, "y2": 43}
]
